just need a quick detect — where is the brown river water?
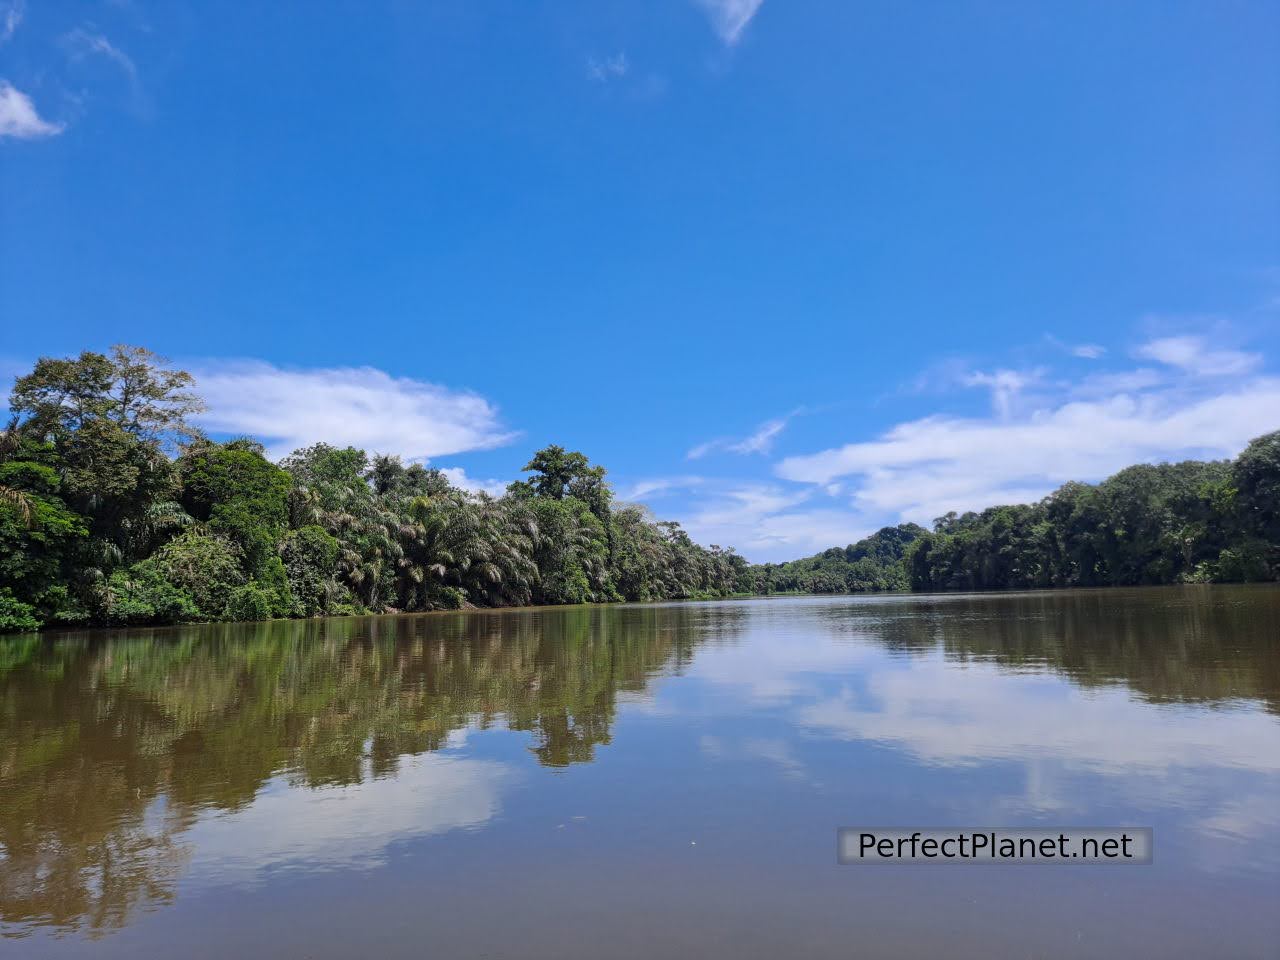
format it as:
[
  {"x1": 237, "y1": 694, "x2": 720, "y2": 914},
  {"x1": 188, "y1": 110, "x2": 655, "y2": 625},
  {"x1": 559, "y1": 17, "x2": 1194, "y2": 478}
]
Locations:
[{"x1": 2, "y1": 586, "x2": 1278, "y2": 958}]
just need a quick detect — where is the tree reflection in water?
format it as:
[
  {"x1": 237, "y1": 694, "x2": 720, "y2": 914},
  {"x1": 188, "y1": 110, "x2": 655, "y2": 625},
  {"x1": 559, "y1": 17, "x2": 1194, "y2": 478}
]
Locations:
[
  {"x1": 0, "y1": 603, "x2": 743, "y2": 936},
  {"x1": 2, "y1": 588, "x2": 1277, "y2": 937}
]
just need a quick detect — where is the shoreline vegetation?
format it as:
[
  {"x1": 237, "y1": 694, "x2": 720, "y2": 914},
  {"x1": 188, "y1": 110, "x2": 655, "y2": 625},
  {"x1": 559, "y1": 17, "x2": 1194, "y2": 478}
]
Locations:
[{"x1": 1, "y1": 345, "x2": 1277, "y2": 633}]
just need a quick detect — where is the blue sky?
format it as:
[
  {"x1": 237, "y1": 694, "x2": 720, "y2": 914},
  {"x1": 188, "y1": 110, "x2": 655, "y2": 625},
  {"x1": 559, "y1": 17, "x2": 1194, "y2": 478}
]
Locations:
[{"x1": 2, "y1": 0, "x2": 1278, "y2": 561}]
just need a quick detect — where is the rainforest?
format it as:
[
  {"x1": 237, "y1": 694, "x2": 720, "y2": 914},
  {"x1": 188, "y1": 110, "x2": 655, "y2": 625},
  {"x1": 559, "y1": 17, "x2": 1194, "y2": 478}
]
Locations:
[{"x1": 1, "y1": 345, "x2": 1278, "y2": 632}]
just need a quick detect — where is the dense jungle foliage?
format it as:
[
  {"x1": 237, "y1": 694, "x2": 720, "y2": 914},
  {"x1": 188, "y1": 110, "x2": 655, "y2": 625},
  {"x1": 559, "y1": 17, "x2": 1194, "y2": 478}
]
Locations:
[
  {"x1": 0, "y1": 346, "x2": 750, "y2": 631},
  {"x1": 1, "y1": 345, "x2": 1277, "y2": 631}
]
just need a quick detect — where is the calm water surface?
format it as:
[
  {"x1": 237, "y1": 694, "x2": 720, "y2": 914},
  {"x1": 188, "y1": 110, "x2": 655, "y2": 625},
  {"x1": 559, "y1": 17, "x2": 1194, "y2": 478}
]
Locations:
[{"x1": 2, "y1": 587, "x2": 1279, "y2": 958}]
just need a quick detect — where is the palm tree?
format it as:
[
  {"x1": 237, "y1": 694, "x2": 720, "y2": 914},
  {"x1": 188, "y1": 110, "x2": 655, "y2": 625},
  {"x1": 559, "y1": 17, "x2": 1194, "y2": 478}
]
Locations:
[{"x1": 0, "y1": 418, "x2": 36, "y2": 529}]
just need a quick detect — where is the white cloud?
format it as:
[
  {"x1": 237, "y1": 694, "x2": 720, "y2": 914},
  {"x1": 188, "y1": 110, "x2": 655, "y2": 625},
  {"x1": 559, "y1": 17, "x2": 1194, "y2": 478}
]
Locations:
[
  {"x1": 620, "y1": 475, "x2": 705, "y2": 501},
  {"x1": 691, "y1": 484, "x2": 809, "y2": 528},
  {"x1": 1, "y1": 0, "x2": 23, "y2": 44},
  {"x1": 1047, "y1": 335, "x2": 1107, "y2": 360},
  {"x1": 669, "y1": 329, "x2": 1277, "y2": 561},
  {"x1": 963, "y1": 368, "x2": 1041, "y2": 419},
  {"x1": 728, "y1": 416, "x2": 788, "y2": 454},
  {"x1": 193, "y1": 360, "x2": 516, "y2": 462},
  {"x1": 688, "y1": 413, "x2": 792, "y2": 460},
  {"x1": 694, "y1": 0, "x2": 765, "y2": 46},
  {"x1": 673, "y1": 483, "x2": 809, "y2": 550},
  {"x1": 777, "y1": 375, "x2": 1280, "y2": 526},
  {"x1": 1069, "y1": 367, "x2": 1165, "y2": 398},
  {"x1": 63, "y1": 28, "x2": 138, "y2": 82},
  {"x1": 660, "y1": 480, "x2": 880, "y2": 559},
  {"x1": 737, "y1": 508, "x2": 876, "y2": 554},
  {"x1": 0, "y1": 81, "x2": 63, "y2": 139},
  {"x1": 1134, "y1": 335, "x2": 1260, "y2": 378},
  {"x1": 678, "y1": 485, "x2": 880, "y2": 556},
  {"x1": 587, "y1": 53, "x2": 628, "y2": 82},
  {"x1": 440, "y1": 466, "x2": 509, "y2": 498}
]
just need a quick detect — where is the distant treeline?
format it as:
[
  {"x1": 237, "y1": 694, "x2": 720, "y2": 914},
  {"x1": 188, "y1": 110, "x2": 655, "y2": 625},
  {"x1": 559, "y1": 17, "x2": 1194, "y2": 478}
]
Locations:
[
  {"x1": 2, "y1": 346, "x2": 1277, "y2": 632},
  {"x1": 904, "y1": 438, "x2": 1279, "y2": 591},
  {"x1": 746, "y1": 524, "x2": 924, "y2": 594},
  {"x1": 746, "y1": 434, "x2": 1280, "y2": 595}
]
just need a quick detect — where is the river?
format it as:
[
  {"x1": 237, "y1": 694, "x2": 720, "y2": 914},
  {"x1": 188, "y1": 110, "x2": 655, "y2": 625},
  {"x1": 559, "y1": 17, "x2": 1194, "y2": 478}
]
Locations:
[{"x1": 2, "y1": 586, "x2": 1278, "y2": 957}]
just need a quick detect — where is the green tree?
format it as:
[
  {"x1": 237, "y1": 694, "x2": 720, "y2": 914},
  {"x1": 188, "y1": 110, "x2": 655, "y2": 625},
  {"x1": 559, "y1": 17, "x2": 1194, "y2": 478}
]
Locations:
[
  {"x1": 178, "y1": 438, "x2": 292, "y2": 574},
  {"x1": 8, "y1": 347, "x2": 202, "y2": 596},
  {"x1": 512, "y1": 445, "x2": 612, "y2": 519},
  {"x1": 0, "y1": 430, "x2": 89, "y2": 628},
  {"x1": 10, "y1": 345, "x2": 203, "y2": 448}
]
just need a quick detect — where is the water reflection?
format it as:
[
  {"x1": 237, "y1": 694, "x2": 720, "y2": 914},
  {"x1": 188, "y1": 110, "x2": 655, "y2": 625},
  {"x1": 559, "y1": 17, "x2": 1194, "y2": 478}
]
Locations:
[
  {"x1": 1, "y1": 587, "x2": 1278, "y2": 953},
  {"x1": 185, "y1": 751, "x2": 510, "y2": 882},
  {"x1": 857, "y1": 587, "x2": 1280, "y2": 713},
  {"x1": 682, "y1": 588, "x2": 1280, "y2": 876},
  {"x1": 0, "y1": 604, "x2": 744, "y2": 936}
]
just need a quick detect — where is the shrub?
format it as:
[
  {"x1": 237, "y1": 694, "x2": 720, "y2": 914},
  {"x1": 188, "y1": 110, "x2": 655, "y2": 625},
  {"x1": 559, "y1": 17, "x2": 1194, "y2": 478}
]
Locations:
[
  {"x1": 35, "y1": 585, "x2": 90, "y2": 626},
  {"x1": 225, "y1": 581, "x2": 277, "y2": 621},
  {"x1": 1205, "y1": 541, "x2": 1272, "y2": 583},
  {"x1": 281, "y1": 525, "x2": 341, "y2": 616},
  {"x1": 0, "y1": 590, "x2": 41, "y2": 633},
  {"x1": 104, "y1": 563, "x2": 200, "y2": 625},
  {"x1": 149, "y1": 530, "x2": 245, "y2": 619},
  {"x1": 433, "y1": 585, "x2": 467, "y2": 610}
]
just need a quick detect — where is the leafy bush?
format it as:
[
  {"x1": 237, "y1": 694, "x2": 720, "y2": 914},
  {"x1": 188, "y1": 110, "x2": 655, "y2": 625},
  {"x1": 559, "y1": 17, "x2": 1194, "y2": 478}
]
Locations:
[
  {"x1": 433, "y1": 585, "x2": 467, "y2": 610},
  {"x1": 0, "y1": 590, "x2": 41, "y2": 632},
  {"x1": 281, "y1": 525, "x2": 341, "y2": 616},
  {"x1": 225, "y1": 581, "x2": 277, "y2": 621},
  {"x1": 35, "y1": 585, "x2": 90, "y2": 626},
  {"x1": 104, "y1": 563, "x2": 200, "y2": 625},
  {"x1": 148, "y1": 531, "x2": 245, "y2": 619},
  {"x1": 1201, "y1": 541, "x2": 1272, "y2": 583}
]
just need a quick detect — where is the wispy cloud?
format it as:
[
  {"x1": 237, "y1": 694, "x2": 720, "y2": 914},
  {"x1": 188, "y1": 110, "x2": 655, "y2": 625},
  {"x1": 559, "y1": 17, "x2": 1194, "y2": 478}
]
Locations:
[
  {"x1": 64, "y1": 28, "x2": 138, "y2": 82},
  {"x1": 777, "y1": 335, "x2": 1280, "y2": 527},
  {"x1": 962, "y1": 368, "x2": 1042, "y2": 419},
  {"x1": 1068, "y1": 367, "x2": 1165, "y2": 398},
  {"x1": 587, "y1": 53, "x2": 628, "y2": 82},
  {"x1": 1045, "y1": 334, "x2": 1106, "y2": 360},
  {"x1": 63, "y1": 27, "x2": 138, "y2": 83},
  {"x1": 683, "y1": 497, "x2": 875, "y2": 558},
  {"x1": 1134, "y1": 335, "x2": 1260, "y2": 378},
  {"x1": 688, "y1": 412, "x2": 794, "y2": 460},
  {"x1": 192, "y1": 361, "x2": 516, "y2": 462},
  {"x1": 679, "y1": 484, "x2": 837, "y2": 553},
  {"x1": 694, "y1": 0, "x2": 765, "y2": 46},
  {"x1": 620, "y1": 475, "x2": 706, "y2": 501},
  {"x1": 691, "y1": 485, "x2": 810, "y2": 526},
  {"x1": 0, "y1": 81, "x2": 63, "y2": 139},
  {"x1": 669, "y1": 328, "x2": 1279, "y2": 561},
  {"x1": 1, "y1": 0, "x2": 23, "y2": 44}
]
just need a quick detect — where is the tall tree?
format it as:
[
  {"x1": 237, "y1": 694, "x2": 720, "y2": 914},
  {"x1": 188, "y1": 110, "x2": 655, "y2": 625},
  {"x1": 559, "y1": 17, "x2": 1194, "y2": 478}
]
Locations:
[{"x1": 10, "y1": 345, "x2": 204, "y2": 448}]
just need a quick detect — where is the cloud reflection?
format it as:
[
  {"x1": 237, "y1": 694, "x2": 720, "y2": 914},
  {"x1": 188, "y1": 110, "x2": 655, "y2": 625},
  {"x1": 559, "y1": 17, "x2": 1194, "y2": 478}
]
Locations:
[{"x1": 185, "y1": 753, "x2": 513, "y2": 884}]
